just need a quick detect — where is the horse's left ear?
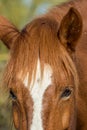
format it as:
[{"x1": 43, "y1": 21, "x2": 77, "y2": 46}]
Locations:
[
  {"x1": 0, "y1": 16, "x2": 20, "y2": 49},
  {"x1": 58, "y1": 7, "x2": 82, "y2": 52}
]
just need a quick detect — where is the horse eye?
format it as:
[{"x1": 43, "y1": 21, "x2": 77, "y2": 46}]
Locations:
[
  {"x1": 61, "y1": 88, "x2": 72, "y2": 99},
  {"x1": 10, "y1": 90, "x2": 17, "y2": 99}
]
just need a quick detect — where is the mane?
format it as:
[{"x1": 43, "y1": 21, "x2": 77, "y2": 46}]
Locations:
[{"x1": 4, "y1": 17, "x2": 78, "y2": 90}]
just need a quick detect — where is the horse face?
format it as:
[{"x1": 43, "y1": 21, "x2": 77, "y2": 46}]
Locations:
[
  {"x1": 10, "y1": 59, "x2": 76, "y2": 130},
  {"x1": 1, "y1": 7, "x2": 82, "y2": 130}
]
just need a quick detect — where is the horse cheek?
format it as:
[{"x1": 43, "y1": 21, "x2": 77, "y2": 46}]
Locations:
[
  {"x1": 62, "y1": 108, "x2": 70, "y2": 129},
  {"x1": 12, "y1": 103, "x2": 20, "y2": 129}
]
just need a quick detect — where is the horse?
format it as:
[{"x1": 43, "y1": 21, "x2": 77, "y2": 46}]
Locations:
[{"x1": 0, "y1": 0, "x2": 87, "y2": 130}]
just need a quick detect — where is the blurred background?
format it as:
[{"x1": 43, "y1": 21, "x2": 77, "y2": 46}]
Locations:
[{"x1": 0, "y1": 0, "x2": 68, "y2": 130}]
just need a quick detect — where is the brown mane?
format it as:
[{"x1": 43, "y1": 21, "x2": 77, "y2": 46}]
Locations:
[{"x1": 4, "y1": 17, "x2": 78, "y2": 89}]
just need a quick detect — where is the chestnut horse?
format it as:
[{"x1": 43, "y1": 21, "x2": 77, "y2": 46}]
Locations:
[{"x1": 0, "y1": 0, "x2": 87, "y2": 130}]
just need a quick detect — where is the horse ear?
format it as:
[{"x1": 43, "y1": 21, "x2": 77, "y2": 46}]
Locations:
[
  {"x1": 0, "y1": 16, "x2": 20, "y2": 49},
  {"x1": 58, "y1": 7, "x2": 82, "y2": 52}
]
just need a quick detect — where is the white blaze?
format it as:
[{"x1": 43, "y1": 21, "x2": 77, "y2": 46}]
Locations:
[{"x1": 23, "y1": 59, "x2": 53, "y2": 130}]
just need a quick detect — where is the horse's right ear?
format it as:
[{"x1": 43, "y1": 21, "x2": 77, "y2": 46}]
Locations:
[
  {"x1": 58, "y1": 7, "x2": 82, "y2": 52},
  {"x1": 0, "y1": 16, "x2": 20, "y2": 49}
]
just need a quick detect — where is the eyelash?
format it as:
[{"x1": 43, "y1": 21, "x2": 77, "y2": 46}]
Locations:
[
  {"x1": 60, "y1": 87, "x2": 72, "y2": 99},
  {"x1": 10, "y1": 90, "x2": 17, "y2": 100},
  {"x1": 9, "y1": 87, "x2": 72, "y2": 100}
]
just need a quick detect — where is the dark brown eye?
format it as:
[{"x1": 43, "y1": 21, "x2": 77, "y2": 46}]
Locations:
[
  {"x1": 61, "y1": 88, "x2": 72, "y2": 99},
  {"x1": 10, "y1": 90, "x2": 17, "y2": 99}
]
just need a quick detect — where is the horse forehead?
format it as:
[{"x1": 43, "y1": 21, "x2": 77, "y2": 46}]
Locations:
[{"x1": 23, "y1": 59, "x2": 53, "y2": 91}]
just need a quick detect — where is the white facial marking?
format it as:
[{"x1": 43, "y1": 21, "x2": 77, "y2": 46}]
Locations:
[
  {"x1": 23, "y1": 59, "x2": 53, "y2": 130},
  {"x1": 23, "y1": 73, "x2": 29, "y2": 87}
]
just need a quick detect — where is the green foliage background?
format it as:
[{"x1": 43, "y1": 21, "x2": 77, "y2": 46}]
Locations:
[{"x1": 0, "y1": 0, "x2": 67, "y2": 130}]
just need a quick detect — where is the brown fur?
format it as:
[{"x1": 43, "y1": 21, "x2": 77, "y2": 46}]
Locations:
[
  {"x1": 4, "y1": 17, "x2": 78, "y2": 88},
  {"x1": 0, "y1": 0, "x2": 87, "y2": 130}
]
